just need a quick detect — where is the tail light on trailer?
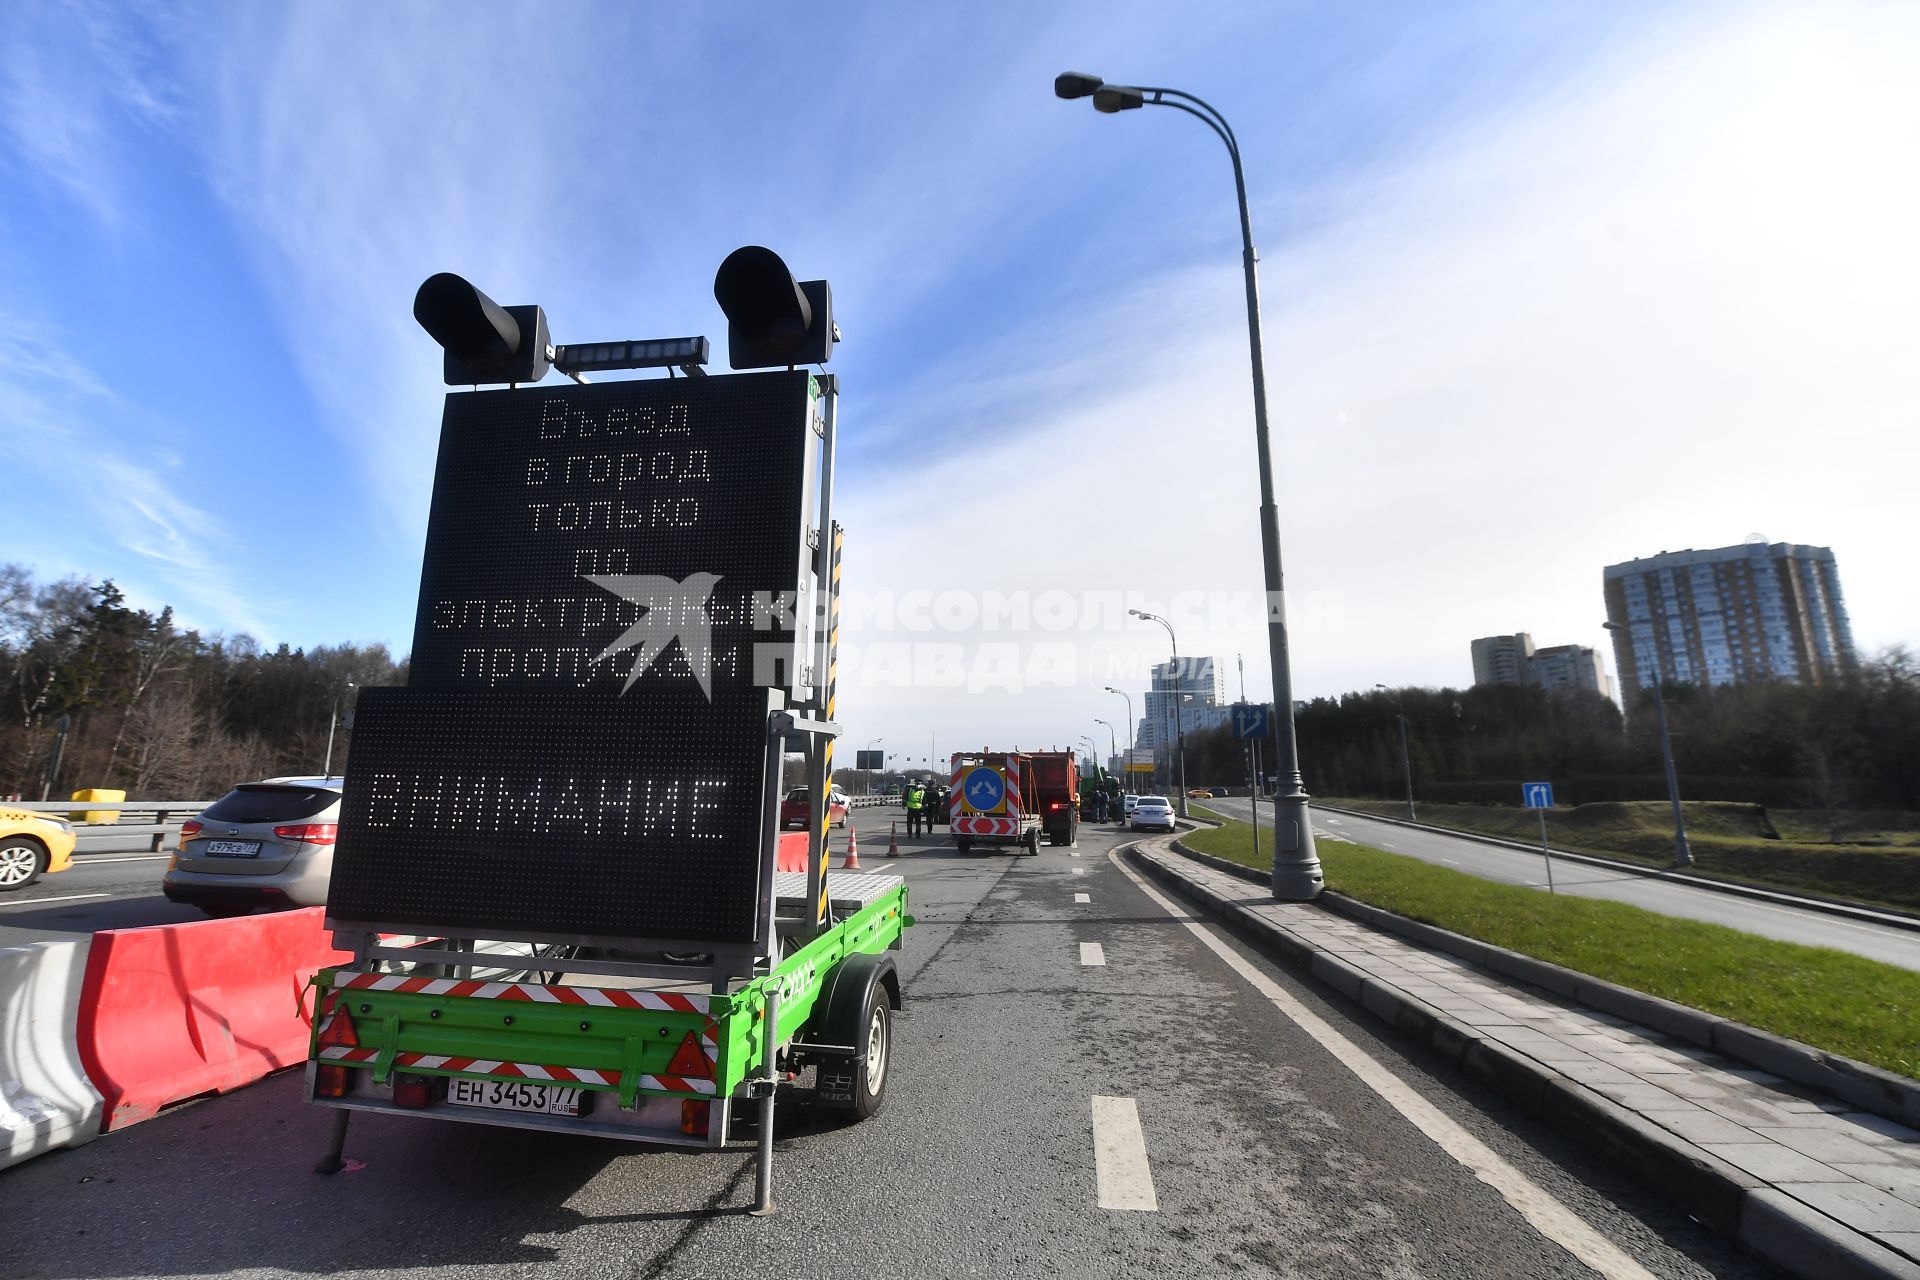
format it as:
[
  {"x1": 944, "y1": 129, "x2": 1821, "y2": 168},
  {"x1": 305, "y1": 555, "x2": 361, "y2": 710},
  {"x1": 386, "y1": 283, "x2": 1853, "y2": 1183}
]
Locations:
[
  {"x1": 392, "y1": 1076, "x2": 433, "y2": 1109},
  {"x1": 314, "y1": 1064, "x2": 355, "y2": 1098},
  {"x1": 274, "y1": 823, "x2": 339, "y2": 845},
  {"x1": 680, "y1": 1099, "x2": 711, "y2": 1136}
]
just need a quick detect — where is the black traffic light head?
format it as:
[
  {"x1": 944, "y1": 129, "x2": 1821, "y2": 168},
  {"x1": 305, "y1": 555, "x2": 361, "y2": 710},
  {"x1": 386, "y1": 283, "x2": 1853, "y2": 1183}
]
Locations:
[
  {"x1": 413, "y1": 273, "x2": 552, "y2": 386},
  {"x1": 712, "y1": 246, "x2": 834, "y2": 370}
]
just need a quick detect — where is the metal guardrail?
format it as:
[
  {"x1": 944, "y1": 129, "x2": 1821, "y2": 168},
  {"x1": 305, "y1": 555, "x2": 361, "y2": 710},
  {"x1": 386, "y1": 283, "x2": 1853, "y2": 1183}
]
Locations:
[{"x1": 5, "y1": 800, "x2": 217, "y2": 853}]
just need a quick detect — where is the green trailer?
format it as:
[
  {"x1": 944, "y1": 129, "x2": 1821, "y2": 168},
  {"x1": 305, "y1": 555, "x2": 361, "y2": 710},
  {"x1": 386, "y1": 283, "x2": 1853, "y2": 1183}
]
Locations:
[{"x1": 307, "y1": 869, "x2": 909, "y2": 1209}]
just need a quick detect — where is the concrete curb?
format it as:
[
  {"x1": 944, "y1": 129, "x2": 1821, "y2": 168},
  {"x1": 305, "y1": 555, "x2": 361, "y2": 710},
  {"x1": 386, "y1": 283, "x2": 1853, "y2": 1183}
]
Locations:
[
  {"x1": 1314, "y1": 803, "x2": 1920, "y2": 933},
  {"x1": 1135, "y1": 840, "x2": 1920, "y2": 1280}
]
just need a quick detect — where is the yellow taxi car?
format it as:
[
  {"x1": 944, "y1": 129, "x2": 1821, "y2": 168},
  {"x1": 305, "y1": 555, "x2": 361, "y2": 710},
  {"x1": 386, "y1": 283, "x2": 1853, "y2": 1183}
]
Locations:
[{"x1": 0, "y1": 805, "x2": 78, "y2": 891}]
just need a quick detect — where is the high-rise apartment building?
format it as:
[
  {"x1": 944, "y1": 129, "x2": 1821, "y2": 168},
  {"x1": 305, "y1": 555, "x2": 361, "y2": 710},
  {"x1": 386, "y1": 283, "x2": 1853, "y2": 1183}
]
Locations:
[
  {"x1": 1471, "y1": 634, "x2": 1535, "y2": 685},
  {"x1": 1139, "y1": 657, "x2": 1228, "y2": 758},
  {"x1": 1602, "y1": 542, "x2": 1855, "y2": 690},
  {"x1": 1470, "y1": 633, "x2": 1613, "y2": 700},
  {"x1": 1528, "y1": 644, "x2": 1614, "y2": 700}
]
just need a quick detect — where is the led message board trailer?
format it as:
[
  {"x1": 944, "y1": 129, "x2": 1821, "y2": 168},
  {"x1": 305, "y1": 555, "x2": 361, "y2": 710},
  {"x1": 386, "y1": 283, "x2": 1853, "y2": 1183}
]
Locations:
[{"x1": 325, "y1": 371, "x2": 823, "y2": 945}]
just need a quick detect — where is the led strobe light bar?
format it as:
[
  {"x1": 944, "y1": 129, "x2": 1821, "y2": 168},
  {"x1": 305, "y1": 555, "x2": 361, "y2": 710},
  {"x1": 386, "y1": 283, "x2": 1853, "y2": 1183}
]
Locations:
[{"x1": 553, "y1": 336, "x2": 710, "y2": 374}]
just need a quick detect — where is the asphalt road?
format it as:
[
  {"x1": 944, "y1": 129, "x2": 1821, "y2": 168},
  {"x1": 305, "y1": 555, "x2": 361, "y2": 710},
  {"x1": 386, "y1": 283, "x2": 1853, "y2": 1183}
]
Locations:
[
  {"x1": 1203, "y1": 796, "x2": 1920, "y2": 972},
  {"x1": 3, "y1": 813, "x2": 1770, "y2": 1279},
  {"x1": 0, "y1": 842, "x2": 198, "y2": 947}
]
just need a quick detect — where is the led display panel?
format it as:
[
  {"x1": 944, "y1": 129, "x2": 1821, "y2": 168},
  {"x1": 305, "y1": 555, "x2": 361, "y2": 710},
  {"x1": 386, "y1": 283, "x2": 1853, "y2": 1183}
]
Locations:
[
  {"x1": 326, "y1": 370, "x2": 819, "y2": 944},
  {"x1": 408, "y1": 371, "x2": 815, "y2": 698},
  {"x1": 328, "y1": 687, "x2": 770, "y2": 941}
]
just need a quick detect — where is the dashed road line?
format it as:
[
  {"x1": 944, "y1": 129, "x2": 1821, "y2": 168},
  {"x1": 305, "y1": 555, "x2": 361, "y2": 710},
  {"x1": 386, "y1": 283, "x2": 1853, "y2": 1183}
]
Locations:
[
  {"x1": 1071, "y1": 867, "x2": 1086, "y2": 876},
  {"x1": 1080, "y1": 941, "x2": 1105, "y2": 966},
  {"x1": 1073, "y1": 892, "x2": 1090, "y2": 904},
  {"x1": 1091, "y1": 1096, "x2": 1158, "y2": 1211},
  {"x1": 1112, "y1": 849, "x2": 1658, "y2": 1279}
]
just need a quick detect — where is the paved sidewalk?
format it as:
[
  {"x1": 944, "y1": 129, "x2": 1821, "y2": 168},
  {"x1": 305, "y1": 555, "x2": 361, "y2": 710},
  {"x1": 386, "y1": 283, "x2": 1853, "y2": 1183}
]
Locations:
[{"x1": 1132, "y1": 842, "x2": 1920, "y2": 1279}]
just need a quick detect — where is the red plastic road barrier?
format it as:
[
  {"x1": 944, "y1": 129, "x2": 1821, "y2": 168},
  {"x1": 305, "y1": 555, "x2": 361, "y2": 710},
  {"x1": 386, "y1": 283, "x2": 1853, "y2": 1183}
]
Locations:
[
  {"x1": 776, "y1": 830, "x2": 809, "y2": 873},
  {"x1": 76, "y1": 907, "x2": 353, "y2": 1130}
]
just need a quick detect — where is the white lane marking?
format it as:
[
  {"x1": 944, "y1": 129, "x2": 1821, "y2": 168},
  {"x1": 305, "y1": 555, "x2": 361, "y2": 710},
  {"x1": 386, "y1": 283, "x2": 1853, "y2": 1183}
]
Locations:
[
  {"x1": 1440, "y1": 858, "x2": 1460, "y2": 866},
  {"x1": 70, "y1": 854, "x2": 173, "y2": 864},
  {"x1": 1074, "y1": 892, "x2": 1090, "y2": 904},
  {"x1": 1111, "y1": 851, "x2": 1658, "y2": 1280},
  {"x1": 1380, "y1": 842, "x2": 1400, "y2": 850},
  {"x1": 1070, "y1": 850, "x2": 1081, "y2": 858},
  {"x1": 0, "y1": 892, "x2": 112, "y2": 907},
  {"x1": 1080, "y1": 942, "x2": 1105, "y2": 966},
  {"x1": 1091, "y1": 1096, "x2": 1158, "y2": 1211},
  {"x1": 1071, "y1": 867, "x2": 1086, "y2": 876}
]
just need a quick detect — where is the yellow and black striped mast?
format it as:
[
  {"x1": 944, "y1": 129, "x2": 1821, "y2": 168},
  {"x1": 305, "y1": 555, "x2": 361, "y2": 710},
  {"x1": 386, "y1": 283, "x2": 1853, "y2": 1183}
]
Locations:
[{"x1": 801, "y1": 376, "x2": 841, "y2": 938}]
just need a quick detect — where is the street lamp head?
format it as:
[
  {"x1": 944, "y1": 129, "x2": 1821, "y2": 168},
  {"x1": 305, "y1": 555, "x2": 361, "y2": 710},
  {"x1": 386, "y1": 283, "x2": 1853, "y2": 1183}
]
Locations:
[
  {"x1": 1054, "y1": 71, "x2": 1103, "y2": 100},
  {"x1": 1093, "y1": 84, "x2": 1146, "y2": 113},
  {"x1": 1601, "y1": 620, "x2": 1623, "y2": 632}
]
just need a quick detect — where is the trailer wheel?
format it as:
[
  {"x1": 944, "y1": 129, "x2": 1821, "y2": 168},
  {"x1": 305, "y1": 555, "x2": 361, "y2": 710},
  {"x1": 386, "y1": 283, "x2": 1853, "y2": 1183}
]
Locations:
[
  {"x1": 1024, "y1": 829, "x2": 1040, "y2": 856},
  {"x1": 841, "y1": 987, "x2": 891, "y2": 1121},
  {"x1": 955, "y1": 837, "x2": 973, "y2": 854}
]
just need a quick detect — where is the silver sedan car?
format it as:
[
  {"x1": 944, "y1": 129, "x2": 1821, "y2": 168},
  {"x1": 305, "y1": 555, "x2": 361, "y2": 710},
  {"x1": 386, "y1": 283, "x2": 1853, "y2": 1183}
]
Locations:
[{"x1": 163, "y1": 776, "x2": 343, "y2": 916}]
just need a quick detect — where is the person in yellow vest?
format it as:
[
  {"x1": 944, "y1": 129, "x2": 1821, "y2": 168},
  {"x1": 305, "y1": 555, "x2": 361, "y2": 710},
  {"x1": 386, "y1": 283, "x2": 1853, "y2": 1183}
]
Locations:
[{"x1": 905, "y1": 782, "x2": 926, "y2": 837}]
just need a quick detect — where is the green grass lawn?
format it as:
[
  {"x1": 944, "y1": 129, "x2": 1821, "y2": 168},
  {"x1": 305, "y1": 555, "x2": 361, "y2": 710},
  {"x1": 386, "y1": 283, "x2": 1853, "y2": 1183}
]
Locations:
[
  {"x1": 1319, "y1": 797, "x2": 1920, "y2": 912},
  {"x1": 1180, "y1": 811, "x2": 1920, "y2": 1082}
]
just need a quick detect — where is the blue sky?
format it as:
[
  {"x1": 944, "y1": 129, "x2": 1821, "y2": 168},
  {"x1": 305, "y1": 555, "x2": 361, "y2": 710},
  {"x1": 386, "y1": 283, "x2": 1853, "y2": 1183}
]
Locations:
[{"x1": 5, "y1": 1, "x2": 1916, "y2": 760}]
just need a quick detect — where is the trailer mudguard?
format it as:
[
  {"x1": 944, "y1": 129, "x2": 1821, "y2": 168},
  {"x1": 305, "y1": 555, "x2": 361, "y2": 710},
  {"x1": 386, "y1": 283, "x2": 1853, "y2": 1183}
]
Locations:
[{"x1": 798, "y1": 952, "x2": 898, "y2": 1102}]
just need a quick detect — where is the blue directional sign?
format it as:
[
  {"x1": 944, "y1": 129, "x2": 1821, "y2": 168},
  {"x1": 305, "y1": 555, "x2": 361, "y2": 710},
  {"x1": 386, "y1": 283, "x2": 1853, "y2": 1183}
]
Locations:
[
  {"x1": 962, "y1": 766, "x2": 1007, "y2": 814},
  {"x1": 1231, "y1": 703, "x2": 1271, "y2": 740},
  {"x1": 1522, "y1": 781, "x2": 1555, "y2": 809}
]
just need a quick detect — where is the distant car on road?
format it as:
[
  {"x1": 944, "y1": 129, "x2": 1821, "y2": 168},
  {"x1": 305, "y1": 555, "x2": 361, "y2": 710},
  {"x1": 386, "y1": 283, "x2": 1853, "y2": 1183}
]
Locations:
[
  {"x1": 0, "y1": 805, "x2": 77, "y2": 892},
  {"x1": 780, "y1": 786, "x2": 849, "y2": 830},
  {"x1": 1187, "y1": 788, "x2": 1214, "y2": 799},
  {"x1": 1122, "y1": 794, "x2": 1141, "y2": 819},
  {"x1": 1130, "y1": 796, "x2": 1176, "y2": 833},
  {"x1": 162, "y1": 777, "x2": 343, "y2": 916}
]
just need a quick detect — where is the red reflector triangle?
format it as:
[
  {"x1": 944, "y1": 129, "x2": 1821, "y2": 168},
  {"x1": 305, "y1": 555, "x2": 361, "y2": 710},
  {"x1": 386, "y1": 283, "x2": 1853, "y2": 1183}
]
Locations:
[
  {"x1": 665, "y1": 1031, "x2": 712, "y2": 1080},
  {"x1": 318, "y1": 1003, "x2": 359, "y2": 1048}
]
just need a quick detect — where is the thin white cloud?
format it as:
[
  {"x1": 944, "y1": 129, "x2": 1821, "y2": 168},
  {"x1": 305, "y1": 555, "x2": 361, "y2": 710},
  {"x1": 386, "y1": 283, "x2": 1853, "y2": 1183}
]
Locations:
[
  {"x1": 0, "y1": 311, "x2": 276, "y2": 636},
  {"x1": 0, "y1": 0, "x2": 183, "y2": 224},
  {"x1": 837, "y1": 2, "x2": 1920, "y2": 749}
]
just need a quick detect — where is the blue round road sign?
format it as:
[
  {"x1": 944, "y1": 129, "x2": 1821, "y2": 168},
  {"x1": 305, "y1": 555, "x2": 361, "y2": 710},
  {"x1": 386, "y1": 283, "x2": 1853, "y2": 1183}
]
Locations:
[{"x1": 962, "y1": 767, "x2": 1006, "y2": 813}]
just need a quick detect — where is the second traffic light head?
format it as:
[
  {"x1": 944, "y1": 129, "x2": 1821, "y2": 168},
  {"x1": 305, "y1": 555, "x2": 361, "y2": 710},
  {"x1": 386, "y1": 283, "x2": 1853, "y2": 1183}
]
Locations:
[
  {"x1": 413, "y1": 273, "x2": 551, "y2": 386},
  {"x1": 712, "y1": 246, "x2": 834, "y2": 370}
]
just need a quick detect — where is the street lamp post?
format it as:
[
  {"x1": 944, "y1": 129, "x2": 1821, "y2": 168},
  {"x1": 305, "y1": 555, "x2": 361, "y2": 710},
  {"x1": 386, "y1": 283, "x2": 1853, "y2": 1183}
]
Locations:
[
  {"x1": 1060, "y1": 72, "x2": 1321, "y2": 899},
  {"x1": 1603, "y1": 621, "x2": 1692, "y2": 868},
  {"x1": 1129, "y1": 609, "x2": 1189, "y2": 818},
  {"x1": 1374, "y1": 684, "x2": 1417, "y2": 820},
  {"x1": 1103, "y1": 685, "x2": 1134, "y2": 793},
  {"x1": 322, "y1": 681, "x2": 356, "y2": 780},
  {"x1": 1093, "y1": 718, "x2": 1118, "y2": 772}
]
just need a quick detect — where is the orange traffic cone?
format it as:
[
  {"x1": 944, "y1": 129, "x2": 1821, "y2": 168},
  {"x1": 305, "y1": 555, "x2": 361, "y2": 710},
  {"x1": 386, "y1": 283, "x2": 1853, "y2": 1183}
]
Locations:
[
  {"x1": 843, "y1": 825, "x2": 862, "y2": 871},
  {"x1": 888, "y1": 821, "x2": 901, "y2": 857}
]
